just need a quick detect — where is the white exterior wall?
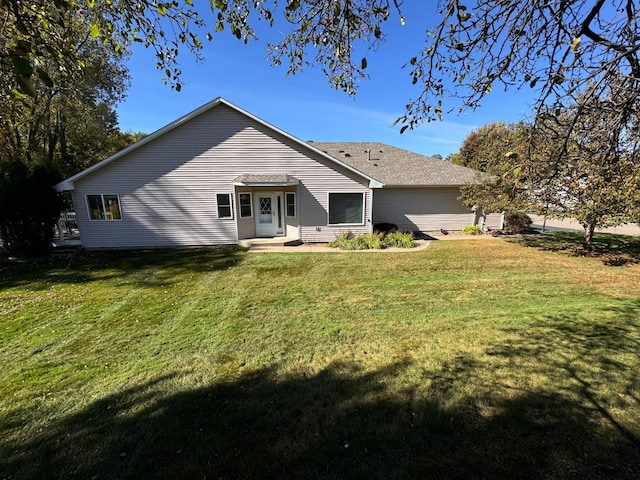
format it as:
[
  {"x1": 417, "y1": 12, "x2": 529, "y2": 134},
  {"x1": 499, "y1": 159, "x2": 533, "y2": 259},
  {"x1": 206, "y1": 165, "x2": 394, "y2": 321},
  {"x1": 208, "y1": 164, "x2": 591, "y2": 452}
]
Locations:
[
  {"x1": 372, "y1": 187, "x2": 475, "y2": 232},
  {"x1": 233, "y1": 187, "x2": 300, "y2": 240},
  {"x1": 72, "y1": 104, "x2": 370, "y2": 248}
]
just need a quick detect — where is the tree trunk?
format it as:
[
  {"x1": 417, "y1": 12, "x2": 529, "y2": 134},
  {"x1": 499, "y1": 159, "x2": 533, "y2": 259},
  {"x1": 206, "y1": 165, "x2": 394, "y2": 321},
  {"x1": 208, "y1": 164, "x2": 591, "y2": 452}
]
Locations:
[{"x1": 583, "y1": 223, "x2": 596, "y2": 253}]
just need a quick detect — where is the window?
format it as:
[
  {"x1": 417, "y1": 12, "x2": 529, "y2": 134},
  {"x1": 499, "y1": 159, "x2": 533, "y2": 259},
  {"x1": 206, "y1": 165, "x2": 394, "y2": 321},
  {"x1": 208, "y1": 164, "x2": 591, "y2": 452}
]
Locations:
[
  {"x1": 216, "y1": 193, "x2": 233, "y2": 219},
  {"x1": 87, "y1": 194, "x2": 122, "y2": 221},
  {"x1": 328, "y1": 192, "x2": 365, "y2": 225},
  {"x1": 285, "y1": 192, "x2": 296, "y2": 217},
  {"x1": 238, "y1": 193, "x2": 252, "y2": 218}
]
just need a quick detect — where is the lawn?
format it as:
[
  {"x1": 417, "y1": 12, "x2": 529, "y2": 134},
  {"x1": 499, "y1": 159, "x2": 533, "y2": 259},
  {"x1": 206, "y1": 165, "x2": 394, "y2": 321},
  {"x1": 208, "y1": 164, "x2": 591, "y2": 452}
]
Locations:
[{"x1": 1, "y1": 235, "x2": 640, "y2": 479}]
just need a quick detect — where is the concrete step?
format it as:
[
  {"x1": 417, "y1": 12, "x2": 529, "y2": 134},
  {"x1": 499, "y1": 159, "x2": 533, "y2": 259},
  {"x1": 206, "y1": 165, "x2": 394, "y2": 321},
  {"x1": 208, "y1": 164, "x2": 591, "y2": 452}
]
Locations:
[{"x1": 238, "y1": 237, "x2": 302, "y2": 248}]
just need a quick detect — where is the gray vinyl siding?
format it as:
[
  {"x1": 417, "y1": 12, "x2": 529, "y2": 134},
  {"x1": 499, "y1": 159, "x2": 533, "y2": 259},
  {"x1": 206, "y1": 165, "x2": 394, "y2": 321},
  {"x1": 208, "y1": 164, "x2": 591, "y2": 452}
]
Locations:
[
  {"x1": 372, "y1": 187, "x2": 474, "y2": 232},
  {"x1": 72, "y1": 104, "x2": 369, "y2": 248},
  {"x1": 299, "y1": 188, "x2": 372, "y2": 242}
]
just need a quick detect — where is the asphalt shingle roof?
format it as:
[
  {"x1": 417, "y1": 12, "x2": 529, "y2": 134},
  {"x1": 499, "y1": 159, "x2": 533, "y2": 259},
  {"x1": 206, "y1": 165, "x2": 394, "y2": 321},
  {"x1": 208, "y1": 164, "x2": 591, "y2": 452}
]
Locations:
[
  {"x1": 310, "y1": 141, "x2": 482, "y2": 186},
  {"x1": 233, "y1": 174, "x2": 299, "y2": 185}
]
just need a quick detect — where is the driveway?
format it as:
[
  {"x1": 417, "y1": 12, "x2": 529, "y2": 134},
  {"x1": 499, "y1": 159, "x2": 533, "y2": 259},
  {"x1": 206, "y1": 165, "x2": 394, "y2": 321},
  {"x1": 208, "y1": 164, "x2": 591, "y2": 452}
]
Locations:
[{"x1": 528, "y1": 214, "x2": 640, "y2": 236}]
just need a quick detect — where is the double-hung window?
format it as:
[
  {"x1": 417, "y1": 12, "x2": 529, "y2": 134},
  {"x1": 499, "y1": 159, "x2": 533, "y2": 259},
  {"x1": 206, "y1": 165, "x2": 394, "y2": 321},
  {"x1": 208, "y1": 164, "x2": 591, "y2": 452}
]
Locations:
[
  {"x1": 285, "y1": 192, "x2": 296, "y2": 217},
  {"x1": 87, "y1": 194, "x2": 122, "y2": 221},
  {"x1": 216, "y1": 193, "x2": 233, "y2": 219},
  {"x1": 328, "y1": 192, "x2": 365, "y2": 225},
  {"x1": 238, "y1": 193, "x2": 252, "y2": 218}
]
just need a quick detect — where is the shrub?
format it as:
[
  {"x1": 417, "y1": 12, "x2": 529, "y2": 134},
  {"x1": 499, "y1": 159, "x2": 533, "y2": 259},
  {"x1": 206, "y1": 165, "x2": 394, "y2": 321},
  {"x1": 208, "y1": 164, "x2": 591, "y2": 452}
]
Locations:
[
  {"x1": 373, "y1": 222, "x2": 398, "y2": 234},
  {"x1": 328, "y1": 231, "x2": 355, "y2": 249},
  {"x1": 462, "y1": 225, "x2": 483, "y2": 235},
  {"x1": 0, "y1": 161, "x2": 63, "y2": 256},
  {"x1": 329, "y1": 232, "x2": 383, "y2": 250},
  {"x1": 329, "y1": 231, "x2": 415, "y2": 250},
  {"x1": 504, "y1": 212, "x2": 532, "y2": 234},
  {"x1": 360, "y1": 232, "x2": 384, "y2": 249},
  {"x1": 382, "y1": 231, "x2": 416, "y2": 248}
]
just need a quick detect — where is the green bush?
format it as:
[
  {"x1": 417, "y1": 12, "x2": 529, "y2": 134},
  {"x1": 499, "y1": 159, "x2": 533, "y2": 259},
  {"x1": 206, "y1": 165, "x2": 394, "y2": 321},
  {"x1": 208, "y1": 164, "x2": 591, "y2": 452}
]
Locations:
[
  {"x1": 329, "y1": 231, "x2": 415, "y2": 250},
  {"x1": 328, "y1": 231, "x2": 355, "y2": 249},
  {"x1": 462, "y1": 225, "x2": 483, "y2": 235},
  {"x1": 504, "y1": 212, "x2": 533, "y2": 234},
  {"x1": 360, "y1": 233, "x2": 384, "y2": 249},
  {"x1": 382, "y1": 231, "x2": 416, "y2": 248}
]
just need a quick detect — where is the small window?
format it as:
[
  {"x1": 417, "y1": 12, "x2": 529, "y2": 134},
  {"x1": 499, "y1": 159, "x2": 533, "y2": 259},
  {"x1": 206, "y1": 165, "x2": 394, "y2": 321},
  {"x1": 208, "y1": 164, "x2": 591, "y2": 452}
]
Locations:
[
  {"x1": 238, "y1": 193, "x2": 252, "y2": 218},
  {"x1": 216, "y1": 193, "x2": 233, "y2": 219},
  {"x1": 87, "y1": 194, "x2": 122, "y2": 221},
  {"x1": 328, "y1": 192, "x2": 364, "y2": 225},
  {"x1": 285, "y1": 192, "x2": 296, "y2": 217}
]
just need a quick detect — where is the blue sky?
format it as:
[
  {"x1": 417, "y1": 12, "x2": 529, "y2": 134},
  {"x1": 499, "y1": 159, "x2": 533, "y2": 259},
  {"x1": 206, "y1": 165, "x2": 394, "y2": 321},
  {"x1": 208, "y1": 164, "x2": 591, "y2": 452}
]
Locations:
[{"x1": 116, "y1": 3, "x2": 535, "y2": 158}]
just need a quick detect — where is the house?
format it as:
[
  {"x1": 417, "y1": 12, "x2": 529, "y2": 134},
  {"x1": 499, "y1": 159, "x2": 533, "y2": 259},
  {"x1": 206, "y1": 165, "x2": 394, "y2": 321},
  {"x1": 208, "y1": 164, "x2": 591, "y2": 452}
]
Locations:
[{"x1": 55, "y1": 97, "x2": 501, "y2": 249}]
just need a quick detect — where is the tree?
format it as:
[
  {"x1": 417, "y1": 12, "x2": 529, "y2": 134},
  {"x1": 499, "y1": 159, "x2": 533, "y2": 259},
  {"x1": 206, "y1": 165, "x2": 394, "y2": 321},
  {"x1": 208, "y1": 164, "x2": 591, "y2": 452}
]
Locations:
[
  {"x1": 4, "y1": 1, "x2": 639, "y2": 140},
  {"x1": 0, "y1": 160, "x2": 63, "y2": 256},
  {"x1": 455, "y1": 122, "x2": 531, "y2": 216},
  {"x1": 0, "y1": 2, "x2": 138, "y2": 256},
  {"x1": 453, "y1": 122, "x2": 526, "y2": 172},
  {"x1": 460, "y1": 95, "x2": 640, "y2": 251},
  {"x1": 398, "y1": 0, "x2": 640, "y2": 135},
  {"x1": 1, "y1": 2, "x2": 131, "y2": 176},
  {"x1": 530, "y1": 95, "x2": 640, "y2": 251},
  {"x1": 2, "y1": 0, "x2": 271, "y2": 95}
]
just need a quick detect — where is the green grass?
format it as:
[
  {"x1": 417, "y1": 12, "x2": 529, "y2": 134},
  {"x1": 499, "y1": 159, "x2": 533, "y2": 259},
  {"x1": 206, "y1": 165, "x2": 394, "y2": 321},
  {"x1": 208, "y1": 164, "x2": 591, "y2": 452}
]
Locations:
[{"x1": 1, "y1": 237, "x2": 640, "y2": 479}]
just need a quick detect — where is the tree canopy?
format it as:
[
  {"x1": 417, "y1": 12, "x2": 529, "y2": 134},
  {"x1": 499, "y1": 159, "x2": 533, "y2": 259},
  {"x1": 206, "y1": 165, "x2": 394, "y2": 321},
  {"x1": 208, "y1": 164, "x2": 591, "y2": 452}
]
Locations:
[
  {"x1": 4, "y1": 1, "x2": 639, "y2": 134},
  {"x1": 1, "y1": 1, "x2": 143, "y2": 254},
  {"x1": 529, "y1": 95, "x2": 640, "y2": 250},
  {"x1": 456, "y1": 101, "x2": 640, "y2": 251},
  {"x1": 455, "y1": 122, "x2": 531, "y2": 215},
  {"x1": 1, "y1": 1, "x2": 142, "y2": 176},
  {"x1": 400, "y1": 0, "x2": 640, "y2": 129}
]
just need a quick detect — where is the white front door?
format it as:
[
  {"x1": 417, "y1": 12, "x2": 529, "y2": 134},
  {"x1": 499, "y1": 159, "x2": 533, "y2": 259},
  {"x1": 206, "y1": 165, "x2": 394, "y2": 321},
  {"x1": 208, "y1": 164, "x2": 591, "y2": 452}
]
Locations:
[{"x1": 255, "y1": 193, "x2": 285, "y2": 237}]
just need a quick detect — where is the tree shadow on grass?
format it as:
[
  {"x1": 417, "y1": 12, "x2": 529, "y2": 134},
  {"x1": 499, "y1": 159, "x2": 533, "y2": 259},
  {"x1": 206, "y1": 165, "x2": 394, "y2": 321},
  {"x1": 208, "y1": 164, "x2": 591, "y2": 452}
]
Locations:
[
  {"x1": 3, "y1": 304, "x2": 640, "y2": 480},
  {"x1": 489, "y1": 300, "x2": 640, "y2": 440},
  {"x1": 512, "y1": 231, "x2": 640, "y2": 266},
  {"x1": 0, "y1": 246, "x2": 246, "y2": 291}
]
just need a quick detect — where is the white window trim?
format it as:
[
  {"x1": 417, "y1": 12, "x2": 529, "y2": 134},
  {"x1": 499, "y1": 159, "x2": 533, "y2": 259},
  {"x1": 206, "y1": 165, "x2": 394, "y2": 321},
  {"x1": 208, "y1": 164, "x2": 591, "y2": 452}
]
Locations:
[
  {"x1": 238, "y1": 192, "x2": 253, "y2": 218},
  {"x1": 327, "y1": 191, "x2": 365, "y2": 226},
  {"x1": 216, "y1": 193, "x2": 234, "y2": 219},
  {"x1": 285, "y1": 192, "x2": 296, "y2": 218},
  {"x1": 85, "y1": 194, "x2": 123, "y2": 221}
]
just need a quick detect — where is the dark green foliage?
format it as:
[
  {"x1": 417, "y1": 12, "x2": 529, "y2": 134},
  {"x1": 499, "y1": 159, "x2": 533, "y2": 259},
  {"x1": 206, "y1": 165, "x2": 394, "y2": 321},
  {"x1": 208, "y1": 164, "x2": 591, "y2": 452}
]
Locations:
[
  {"x1": 373, "y1": 222, "x2": 398, "y2": 234},
  {"x1": 0, "y1": 161, "x2": 63, "y2": 256},
  {"x1": 504, "y1": 212, "x2": 532, "y2": 234}
]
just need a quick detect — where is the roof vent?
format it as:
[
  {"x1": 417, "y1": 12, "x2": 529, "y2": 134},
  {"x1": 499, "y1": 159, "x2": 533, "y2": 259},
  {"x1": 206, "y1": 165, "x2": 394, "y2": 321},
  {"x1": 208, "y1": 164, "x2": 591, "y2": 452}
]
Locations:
[{"x1": 345, "y1": 153, "x2": 351, "y2": 157}]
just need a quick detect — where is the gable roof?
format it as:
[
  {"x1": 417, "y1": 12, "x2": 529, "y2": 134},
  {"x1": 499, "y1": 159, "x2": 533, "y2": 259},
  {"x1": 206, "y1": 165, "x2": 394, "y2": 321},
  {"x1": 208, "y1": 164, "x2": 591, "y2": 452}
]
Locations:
[
  {"x1": 310, "y1": 142, "x2": 482, "y2": 187},
  {"x1": 55, "y1": 97, "x2": 380, "y2": 191}
]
